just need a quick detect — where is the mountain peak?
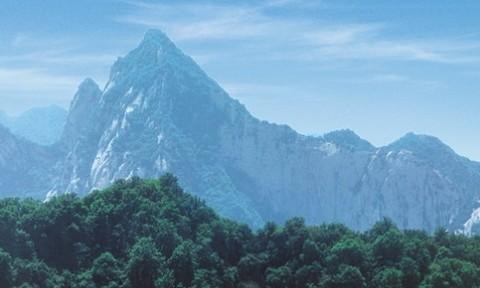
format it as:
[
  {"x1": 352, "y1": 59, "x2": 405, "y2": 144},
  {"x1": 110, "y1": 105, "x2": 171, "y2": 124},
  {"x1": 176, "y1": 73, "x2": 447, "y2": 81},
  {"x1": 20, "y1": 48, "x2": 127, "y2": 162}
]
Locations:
[
  {"x1": 104, "y1": 29, "x2": 196, "y2": 90},
  {"x1": 391, "y1": 132, "x2": 450, "y2": 150},
  {"x1": 62, "y1": 78, "x2": 102, "y2": 143},
  {"x1": 142, "y1": 29, "x2": 174, "y2": 46},
  {"x1": 134, "y1": 29, "x2": 178, "y2": 58},
  {"x1": 388, "y1": 132, "x2": 457, "y2": 161},
  {"x1": 323, "y1": 129, "x2": 375, "y2": 152},
  {"x1": 78, "y1": 78, "x2": 100, "y2": 92},
  {"x1": 70, "y1": 78, "x2": 101, "y2": 109}
]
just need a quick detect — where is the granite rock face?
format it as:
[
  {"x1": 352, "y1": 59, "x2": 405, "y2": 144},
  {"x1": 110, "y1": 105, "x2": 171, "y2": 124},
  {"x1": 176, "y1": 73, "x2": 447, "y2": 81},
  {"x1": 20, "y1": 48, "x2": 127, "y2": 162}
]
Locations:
[{"x1": 1, "y1": 30, "x2": 480, "y2": 232}]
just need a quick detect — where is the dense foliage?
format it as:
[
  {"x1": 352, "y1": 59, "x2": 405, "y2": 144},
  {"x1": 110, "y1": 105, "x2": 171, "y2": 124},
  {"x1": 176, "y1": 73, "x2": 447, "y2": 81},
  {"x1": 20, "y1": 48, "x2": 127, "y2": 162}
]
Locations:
[{"x1": 1, "y1": 174, "x2": 480, "y2": 287}]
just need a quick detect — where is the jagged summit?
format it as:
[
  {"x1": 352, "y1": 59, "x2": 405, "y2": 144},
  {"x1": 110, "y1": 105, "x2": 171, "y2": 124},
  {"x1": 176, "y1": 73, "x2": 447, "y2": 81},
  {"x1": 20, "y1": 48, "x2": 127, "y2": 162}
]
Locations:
[
  {"x1": 78, "y1": 77, "x2": 99, "y2": 90},
  {"x1": 142, "y1": 29, "x2": 176, "y2": 48},
  {"x1": 104, "y1": 29, "x2": 206, "y2": 99},
  {"x1": 384, "y1": 132, "x2": 474, "y2": 182},
  {"x1": 389, "y1": 132, "x2": 456, "y2": 157},
  {"x1": 323, "y1": 129, "x2": 375, "y2": 152},
  {"x1": 61, "y1": 78, "x2": 102, "y2": 144},
  {"x1": 69, "y1": 78, "x2": 101, "y2": 111},
  {"x1": 132, "y1": 29, "x2": 182, "y2": 61},
  {"x1": 121, "y1": 29, "x2": 187, "y2": 66}
]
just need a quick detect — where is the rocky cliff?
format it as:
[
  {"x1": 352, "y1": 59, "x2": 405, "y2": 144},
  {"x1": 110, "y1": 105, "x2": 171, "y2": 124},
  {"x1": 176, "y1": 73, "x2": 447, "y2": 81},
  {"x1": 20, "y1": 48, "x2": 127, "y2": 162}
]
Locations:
[{"x1": 1, "y1": 30, "x2": 480, "y2": 233}]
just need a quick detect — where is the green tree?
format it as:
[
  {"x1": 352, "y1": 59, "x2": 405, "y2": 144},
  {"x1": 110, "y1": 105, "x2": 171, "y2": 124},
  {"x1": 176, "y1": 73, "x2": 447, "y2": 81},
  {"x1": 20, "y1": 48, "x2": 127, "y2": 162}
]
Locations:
[
  {"x1": 21, "y1": 193, "x2": 88, "y2": 270},
  {"x1": 12, "y1": 258, "x2": 57, "y2": 288},
  {"x1": 330, "y1": 265, "x2": 366, "y2": 288},
  {"x1": 192, "y1": 269, "x2": 222, "y2": 288},
  {"x1": 238, "y1": 253, "x2": 267, "y2": 285},
  {"x1": 91, "y1": 252, "x2": 122, "y2": 287},
  {"x1": 127, "y1": 237, "x2": 166, "y2": 288},
  {"x1": 266, "y1": 266, "x2": 293, "y2": 288},
  {"x1": 301, "y1": 239, "x2": 321, "y2": 265},
  {"x1": 399, "y1": 257, "x2": 421, "y2": 288},
  {"x1": 0, "y1": 248, "x2": 12, "y2": 287},
  {"x1": 6, "y1": 176, "x2": 480, "y2": 288},
  {"x1": 330, "y1": 238, "x2": 368, "y2": 268},
  {"x1": 373, "y1": 268, "x2": 403, "y2": 288},
  {"x1": 168, "y1": 240, "x2": 196, "y2": 286},
  {"x1": 420, "y1": 258, "x2": 480, "y2": 288},
  {"x1": 372, "y1": 229, "x2": 405, "y2": 266},
  {"x1": 284, "y1": 218, "x2": 308, "y2": 258},
  {"x1": 294, "y1": 263, "x2": 323, "y2": 287}
]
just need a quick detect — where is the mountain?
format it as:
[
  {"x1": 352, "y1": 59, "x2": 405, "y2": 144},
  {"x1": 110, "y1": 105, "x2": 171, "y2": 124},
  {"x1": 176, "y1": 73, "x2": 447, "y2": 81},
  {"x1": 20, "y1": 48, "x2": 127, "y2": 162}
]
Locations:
[
  {"x1": 0, "y1": 124, "x2": 59, "y2": 198},
  {"x1": 0, "y1": 105, "x2": 67, "y2": 145},
  {"x1": 1, "y1": 29, "x2": 480, "y2": 233}
]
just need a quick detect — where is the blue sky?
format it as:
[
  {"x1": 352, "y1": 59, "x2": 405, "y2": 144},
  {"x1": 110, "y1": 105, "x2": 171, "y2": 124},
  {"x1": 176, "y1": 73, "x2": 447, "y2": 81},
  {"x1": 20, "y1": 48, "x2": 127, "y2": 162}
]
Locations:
[{"x1": 0, "y1": 0, "x2": 479, "y2": 160}]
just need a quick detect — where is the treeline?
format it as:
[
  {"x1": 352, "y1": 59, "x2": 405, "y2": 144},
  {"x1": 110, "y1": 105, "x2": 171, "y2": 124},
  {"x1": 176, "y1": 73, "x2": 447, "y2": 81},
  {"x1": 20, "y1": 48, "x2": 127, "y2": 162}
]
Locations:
[{"x1": 0, "y1": 175, "x2": 479, "y2": 288}]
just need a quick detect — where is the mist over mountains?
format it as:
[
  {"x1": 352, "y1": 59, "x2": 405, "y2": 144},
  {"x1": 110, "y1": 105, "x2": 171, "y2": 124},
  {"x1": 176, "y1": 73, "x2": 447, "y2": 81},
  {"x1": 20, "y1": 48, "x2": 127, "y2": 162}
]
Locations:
[
  {"x1": 0, "y1": 105, "x2": 67, "y2": 145},
  {"x1": 1, "y1": 30, "x2": 480, "y2": 234}
]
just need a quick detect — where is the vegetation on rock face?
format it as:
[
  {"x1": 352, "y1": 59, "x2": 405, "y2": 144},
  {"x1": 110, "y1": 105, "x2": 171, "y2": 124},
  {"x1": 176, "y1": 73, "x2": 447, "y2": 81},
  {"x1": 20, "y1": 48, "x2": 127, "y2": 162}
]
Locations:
[{"x1": 0, "y1": 174, "x2": 479, "y2": 287}]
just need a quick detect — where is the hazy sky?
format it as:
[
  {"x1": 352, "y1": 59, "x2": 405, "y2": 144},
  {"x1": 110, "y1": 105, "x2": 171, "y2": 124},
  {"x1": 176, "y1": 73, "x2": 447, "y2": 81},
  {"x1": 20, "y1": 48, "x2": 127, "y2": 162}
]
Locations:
[{"x1": 0, "y1": 0, "x2": 479, "y2": 160}]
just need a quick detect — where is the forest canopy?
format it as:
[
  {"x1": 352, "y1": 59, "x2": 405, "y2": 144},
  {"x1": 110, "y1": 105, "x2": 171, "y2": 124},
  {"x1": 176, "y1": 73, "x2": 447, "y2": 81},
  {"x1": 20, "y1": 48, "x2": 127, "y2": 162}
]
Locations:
[{"x1": 0, "y1": 174, "x2": 479, "y2": 288}]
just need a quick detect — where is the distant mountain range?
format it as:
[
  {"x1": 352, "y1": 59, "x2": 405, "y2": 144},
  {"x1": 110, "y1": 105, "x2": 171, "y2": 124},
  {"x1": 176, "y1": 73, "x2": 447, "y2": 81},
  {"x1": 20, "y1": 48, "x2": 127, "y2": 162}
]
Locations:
[
  {"x1": 0, "y1": 105, "x2": 67, "y2": 145},
  {"x1": 1, "y1": 30, "x2": 480, "y2": 234}
]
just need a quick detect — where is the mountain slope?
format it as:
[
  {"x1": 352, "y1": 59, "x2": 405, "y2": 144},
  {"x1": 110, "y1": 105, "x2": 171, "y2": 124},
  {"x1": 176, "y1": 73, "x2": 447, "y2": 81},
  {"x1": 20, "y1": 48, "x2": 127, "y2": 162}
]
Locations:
[
  {"x1": 1, "y1": 29, "x2": 480, "y2": 233},
  {"x1": 356, "y1": 134, "x2": 480, "y2": 232},
  {"x1": 50, "y1": 31, "x2": 265, "y2": 226},
  {"x1": 0, "y1": 124, "x2": 58, "y2": 197}
]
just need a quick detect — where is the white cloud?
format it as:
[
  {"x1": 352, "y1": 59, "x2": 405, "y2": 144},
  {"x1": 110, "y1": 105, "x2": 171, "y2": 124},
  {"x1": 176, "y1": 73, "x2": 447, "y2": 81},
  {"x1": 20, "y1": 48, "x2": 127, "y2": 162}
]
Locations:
[
  {"x1": 0, "y1": 52, "x2": 117, "y2": 66},
  {"x1": 0, "y1": 51, "x2": 118, "y2": 66},
  {"x1": 0, "y1": 34, "x2": 118, "y2": 98},
  {"x1": 0, "y1": 68, "x2": 80, "y2": 92},
  {"x1": 222, "y1": 82, "x2": 326, "y2": 105},
  {"x1": 4, "y1": 33, "x2": 119, "y2": 66},
  {"x1": 302, "y1": 24, "x2": 381, "y2": 46},
  {"x1": 117, "y1": 2, "x2": 276, "y2": 41},
  {"x1": 370, "y1": 74, "x2": 408, "y2": 83},
  {"x1": 117, "y1": 1, "x2": 480, "y2": 65},
  {"x1": 9, "y1": 33, "x2": 77, "y2": 51}
]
